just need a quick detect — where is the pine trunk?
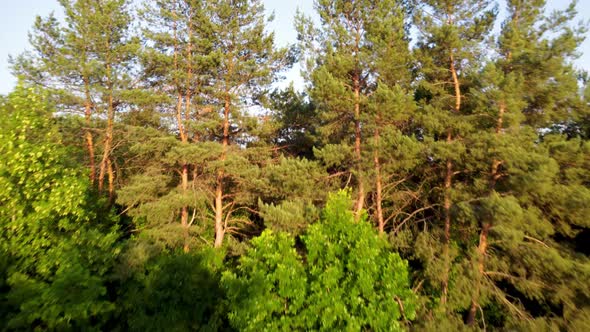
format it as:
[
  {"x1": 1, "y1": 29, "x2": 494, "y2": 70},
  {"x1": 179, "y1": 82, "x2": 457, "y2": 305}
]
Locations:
[
  {"x1": 181, "y1": 25, "x2": 192, "y2": 253},
  {"x1": 374, "y1": 126, "x2": 384, "y2": 233},
  {"x1": 180, "y1": 121, "x2": 189, "y2": 253},
  {"x1": 467, "y1": 102, "x2": 506, "y2": 324},
  {"x1": 466, "y1": 223, "x2": 490, "y2": 325},
  {"x1": 441, "y1": 148, "x2": 453, "y2": 305},
  {"x1": 214, "y1": 93, "x2": 230, "y2": 248},
  {"x1": 181, "y1": 164, "x2": 190, "y2": 252},
  {"x1": 173, "y1": 15, "x2": 191, "y2": 253},
  {"x1": 450, "y1": 52, "x2": 461, "y2": 113},
  {"x1": 98, "y1": 35, "x2": 114, "y2": 197},
  {"x1": 107, "y1": 157, "x2": 115, "y2": 203},
  {"x1": 83, "y1": 78, "x2": 96, "y2": 185},
  {"x1": 98, "y1": 82, "x2": 114, "y2": 197},
  {"x1": 353, "y1": 26, "x2": 364, "y2": 220},
  {"x1": 214, "y1": 175, "x2": 224, "y2": 248},
  {"x1": 178, "y1": 90, "x2": 189, "y2": 252},
  {"x1": 353, "y1": 78, "x2": 364, "y2": 219},
  {"x1": 442, "y1": 49, "x2": 461, "y2": 306},
  {"x1": 354, "y1": 119, "x2": 364, "y2": 217}
]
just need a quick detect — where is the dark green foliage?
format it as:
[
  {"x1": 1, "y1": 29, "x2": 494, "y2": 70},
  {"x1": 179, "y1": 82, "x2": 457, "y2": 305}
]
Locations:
[
  {"x1": 262, "y1": 86, "x2": 319, "y2": 159},
  {"x1": 258, "y1": 156, "x2": 327, "y2": 235},
  {"x1": 116, "y1": 242, "x2": 227, "y2": 331}
]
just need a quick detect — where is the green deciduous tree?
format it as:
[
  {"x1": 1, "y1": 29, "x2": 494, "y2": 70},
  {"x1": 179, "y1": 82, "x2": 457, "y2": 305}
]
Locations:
[
  {"x1": 0, "y1": 86, "x2": 121, "y2": 330},
  {"x1": 223, "y1": 190, "x2": 416, "y2": 331}
]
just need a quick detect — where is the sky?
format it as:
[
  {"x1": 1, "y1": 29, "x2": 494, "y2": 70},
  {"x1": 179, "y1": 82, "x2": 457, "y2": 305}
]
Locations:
[{"x1": 0, "y1": 0, "x2": 589, "y2": 95}]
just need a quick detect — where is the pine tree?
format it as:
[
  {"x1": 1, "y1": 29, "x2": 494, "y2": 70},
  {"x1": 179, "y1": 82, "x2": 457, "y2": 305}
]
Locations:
[
  {"x1": 11, "y1": 0, "x2": 139, "y2": 199},
  {"x1": 262, "y1": 86, "x2": 319, "y2": 159},
  {"x1": 138, "y1": 0, "x2": 215, "y2": 252},
  {"x1": 461, "y1": 0, "x2": 590, "y2": 327},
  {"x1": 412, "y1": 0, "x2": 496, "y2": 309},
  {"x1": 207, "y1": 0, "x2": 288, "y2": 248},
  {"x1": 297, "y1": 0, "x2": 375, "y2": 218},
  {"x1": 362, "y1": 0, "x2": 418, "y2": 233}
]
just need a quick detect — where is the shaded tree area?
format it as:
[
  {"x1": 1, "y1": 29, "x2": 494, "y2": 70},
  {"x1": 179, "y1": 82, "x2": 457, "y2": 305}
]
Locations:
[{"x1": 2, "y1": 0, "x2": 590, "y2": 330}]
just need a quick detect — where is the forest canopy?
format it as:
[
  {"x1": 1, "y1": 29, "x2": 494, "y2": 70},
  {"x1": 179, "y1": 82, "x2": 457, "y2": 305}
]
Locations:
[{"x1": 1, "y1": 0, "x2": 590, "y2": 330}]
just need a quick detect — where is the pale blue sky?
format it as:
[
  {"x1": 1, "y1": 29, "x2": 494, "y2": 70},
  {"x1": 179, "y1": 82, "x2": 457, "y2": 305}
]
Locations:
[{"x1": 0, "y1": 0, "x2": 589, "y2": 95}]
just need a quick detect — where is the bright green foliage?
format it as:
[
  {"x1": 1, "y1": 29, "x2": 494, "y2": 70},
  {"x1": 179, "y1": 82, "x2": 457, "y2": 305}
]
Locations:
[
  {"x1": 222, "y1": 231, "x2": 307, "y2": 331},
  {"x1": 302, "y1": 191, "x2": 417, "y2": 330},
  {"x1": 0, "y1": 86, "x2": 120, "y2": 330},
  {"x1": 223, "y1": 191, "x2": 416, "y2": 331}
]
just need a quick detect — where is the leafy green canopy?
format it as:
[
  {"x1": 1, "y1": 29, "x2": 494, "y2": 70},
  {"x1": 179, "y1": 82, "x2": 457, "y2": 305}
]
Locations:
[
  {"x1": 0, "y1": 86, "x2": 121, "y2": 330},
  {"x1": 223, "y1": 190, "x2": 416, "y2": 331},
  {"x1": 115, "y1": 243, "x2": 226, "y2": 332}
]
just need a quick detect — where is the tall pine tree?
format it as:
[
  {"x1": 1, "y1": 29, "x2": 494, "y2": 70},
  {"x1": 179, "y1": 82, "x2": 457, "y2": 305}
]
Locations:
[
  {"x1": 11, "y1": 0, "x2": 139, "y2": 199},
  {"x1": 412, "y1": 0, "x2": 496, "y2": 310}
]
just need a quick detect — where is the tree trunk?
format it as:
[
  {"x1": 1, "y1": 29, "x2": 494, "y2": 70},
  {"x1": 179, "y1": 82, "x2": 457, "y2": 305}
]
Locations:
[
  {"x1": 98, "y1": 34, "x2": 114, "y2": 196},
  {"x1": 374, "y1": 126, "x2": 384, "y2": 233},
  {"x1": 181, "y1": 164, "x2": 190, "y2": 252},
  {"x1": 353, "y1": 78, "x2": 364, "y2": 219},
  {"x1": 441, "y1": 145, "x2": 453, "y2": 305},
  {"x1": 214, "y1": 175, "x2": 225, "y2": 248},
  {"x1": 181, "y1": 24, "x2": 192, "y2": 253},
  {"x1": 83, "y1": 78, "x2": 96, "y2": 184},
  {"x1": 466, "y1": 223, "x2": 490, "y2": 325},
  {"x1": 353, "y1": 26, "x2": 364, "y2": 220},
  {"x1": 98, "y1": 83, "x2": 114, "y2": 195},
  {"x1": 467, "y1": 102, "x2": 506, "y2": 325},
  {"x1": 178, "y1": 90, "x2": 189, "y2": 252},
  {"x1": 442, "y1": 49, "x2": 462, "y2": 306},
  {"x1": 107, "y1": 157, "x2": 115, "y2": 204},
  {"x1": 172, "y1": 14, "x2": 191, "y2": 252},
  {"x1": 214, "y1": 93, "x2": 230, "y2": 248},
  {"x1": 450, "y1": 52, "x2": 461, "y2": 113}
]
